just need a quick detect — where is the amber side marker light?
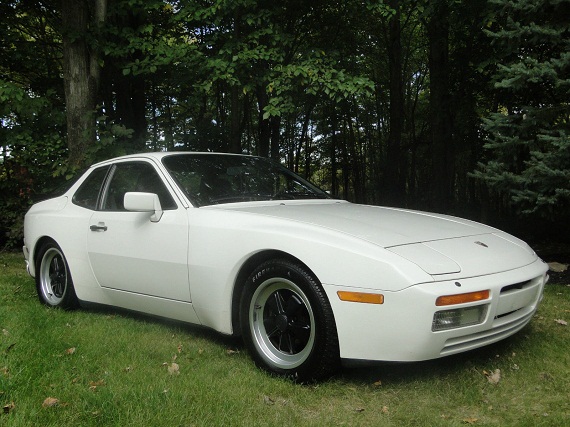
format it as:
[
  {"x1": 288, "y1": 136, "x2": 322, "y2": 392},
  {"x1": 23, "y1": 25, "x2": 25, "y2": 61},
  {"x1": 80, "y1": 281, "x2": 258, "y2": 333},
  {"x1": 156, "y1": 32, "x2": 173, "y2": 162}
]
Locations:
[
  {"x1": 337, "y1": 291, "x2": 384, "y2": 304},
  {"x1": 436, "y1": 290, "x2": 490, "y2": 306}
]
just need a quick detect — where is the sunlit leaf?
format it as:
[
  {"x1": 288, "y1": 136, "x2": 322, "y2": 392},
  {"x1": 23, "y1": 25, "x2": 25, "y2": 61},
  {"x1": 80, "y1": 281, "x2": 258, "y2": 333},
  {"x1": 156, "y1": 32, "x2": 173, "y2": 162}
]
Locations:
[
  {"x1": 484, "y1": 369, "x2": 501, "y2": 384},
  {"x1": 42, "y1": 397, "x2": 59, "y2": 408},
  {"x1": 167, "y1": 362, "x2": 180, "y2": 375}
]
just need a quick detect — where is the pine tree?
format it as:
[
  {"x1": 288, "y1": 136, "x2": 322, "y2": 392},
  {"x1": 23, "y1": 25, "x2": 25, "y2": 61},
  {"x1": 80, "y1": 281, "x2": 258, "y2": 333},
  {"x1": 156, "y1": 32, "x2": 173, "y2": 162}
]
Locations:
[{"x1": 474, "y1": 0, "x2": 570, "y2": 220}]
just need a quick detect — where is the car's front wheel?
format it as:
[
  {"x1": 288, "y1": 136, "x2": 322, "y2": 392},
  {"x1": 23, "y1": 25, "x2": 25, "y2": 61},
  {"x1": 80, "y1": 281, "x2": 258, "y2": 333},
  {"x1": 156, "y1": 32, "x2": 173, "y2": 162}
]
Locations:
[
  {"x1": 35, "y1": 241, "x2": 79, "y2": 309},
  {"x1": 240, "y1": 259, "x2": 339, "y2": 381}
]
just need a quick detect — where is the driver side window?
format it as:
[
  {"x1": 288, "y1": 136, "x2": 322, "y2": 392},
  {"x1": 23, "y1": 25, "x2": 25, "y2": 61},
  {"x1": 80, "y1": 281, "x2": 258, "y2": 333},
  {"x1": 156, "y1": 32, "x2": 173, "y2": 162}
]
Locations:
[{"x1": 102, "y1": 162, "x2": 177, "y2": 211}]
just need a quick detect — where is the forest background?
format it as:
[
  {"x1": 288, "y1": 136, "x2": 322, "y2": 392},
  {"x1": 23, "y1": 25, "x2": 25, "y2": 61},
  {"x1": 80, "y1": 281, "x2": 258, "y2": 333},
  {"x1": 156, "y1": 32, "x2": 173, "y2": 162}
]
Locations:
[{"x1": 1, "y1": 0, "x2": 569, "y2": 250}]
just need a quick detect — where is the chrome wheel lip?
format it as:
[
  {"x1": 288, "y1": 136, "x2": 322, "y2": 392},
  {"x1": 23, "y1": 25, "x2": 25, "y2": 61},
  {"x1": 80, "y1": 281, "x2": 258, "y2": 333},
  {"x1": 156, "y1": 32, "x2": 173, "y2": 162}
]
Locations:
[
  {"x1": 39, "y1": 247, "x2": 67, "y2": 306},
  {"x1": 249, "y1": 277, "x2": 315, "y2": 370}
]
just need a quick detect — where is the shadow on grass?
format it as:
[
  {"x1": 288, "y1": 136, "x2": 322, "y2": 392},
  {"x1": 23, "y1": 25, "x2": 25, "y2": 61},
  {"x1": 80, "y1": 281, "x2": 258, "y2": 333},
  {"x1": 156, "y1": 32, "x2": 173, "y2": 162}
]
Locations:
[
  {"x1": 80, "y1": 300, "x2": 244, "y2": 350},
  {"x1": 78, "y1": 299, "x2": 543, "y2": 387},
  {"x1": 337, "y1": 330, "x2": 530, "y2": 386}
]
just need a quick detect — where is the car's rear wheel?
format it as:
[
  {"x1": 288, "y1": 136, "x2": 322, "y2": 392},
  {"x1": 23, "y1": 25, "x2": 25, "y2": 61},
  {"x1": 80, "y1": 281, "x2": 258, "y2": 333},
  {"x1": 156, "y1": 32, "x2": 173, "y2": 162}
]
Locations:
[
  {"x1": 240, "y1": 259, "x2": 339, "y2": 381},
  {"x1": 36, "y1": 241, "x2": 79, "y2": 309}
]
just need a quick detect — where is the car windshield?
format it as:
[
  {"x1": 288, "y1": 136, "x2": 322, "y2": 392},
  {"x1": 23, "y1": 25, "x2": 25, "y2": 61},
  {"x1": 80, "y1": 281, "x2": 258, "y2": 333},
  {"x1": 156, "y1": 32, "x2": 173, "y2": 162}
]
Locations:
[{"x1": 162, "y1": 153, "x2": 330, "y2": 207}]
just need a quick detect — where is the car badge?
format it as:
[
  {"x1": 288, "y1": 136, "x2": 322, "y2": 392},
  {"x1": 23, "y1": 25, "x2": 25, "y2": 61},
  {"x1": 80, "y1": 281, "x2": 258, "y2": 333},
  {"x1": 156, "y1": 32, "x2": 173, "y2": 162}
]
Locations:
[{"x1": 474, "y1": 241, "x2": 488, "y2": 248}]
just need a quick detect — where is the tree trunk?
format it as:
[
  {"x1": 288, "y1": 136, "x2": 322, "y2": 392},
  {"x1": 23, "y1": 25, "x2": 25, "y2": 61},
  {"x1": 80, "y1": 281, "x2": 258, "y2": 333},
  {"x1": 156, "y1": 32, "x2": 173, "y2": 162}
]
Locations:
[
  {"x1": 270, "y1": 115, "x2": 281, "y2": 160},
  {"x1": 383, "y1": 0, "x2": 405, "y2": 206},
  {"x1": 229, "y1": 85, "x2": 242, "y2": 153},
  {"x1": 427, "y1": 1, "x2": 454, "y2": 212},
  {"x1": 256, "y1": 86, "x2": 270, "y2": 157},
  {"x1": 62, "y1": 0, "x2": 107, "y2": 169}
]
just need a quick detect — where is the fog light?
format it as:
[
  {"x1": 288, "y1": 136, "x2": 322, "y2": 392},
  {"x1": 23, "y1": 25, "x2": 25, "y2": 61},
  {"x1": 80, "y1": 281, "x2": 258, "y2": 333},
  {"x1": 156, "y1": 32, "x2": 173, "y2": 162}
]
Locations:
[{"x1": 432, "y1": 305, "x2": 488, "y2": 331}]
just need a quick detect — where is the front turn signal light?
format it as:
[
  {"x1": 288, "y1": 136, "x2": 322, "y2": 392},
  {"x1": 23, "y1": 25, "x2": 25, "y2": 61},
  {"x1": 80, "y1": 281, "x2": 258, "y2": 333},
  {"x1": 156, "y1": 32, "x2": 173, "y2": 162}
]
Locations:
[
  {"x1": 436, "y1": 290, "x2": 490, "y2": 306},
  {"x1": 337, "y1": 291, "x2": 384, "y2": 304}
]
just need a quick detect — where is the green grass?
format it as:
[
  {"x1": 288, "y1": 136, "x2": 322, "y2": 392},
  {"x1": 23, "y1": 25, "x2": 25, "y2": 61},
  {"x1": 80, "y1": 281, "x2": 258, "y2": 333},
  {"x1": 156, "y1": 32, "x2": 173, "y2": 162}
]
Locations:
[{"x1": 1, "y1": 251, "x2": 569, "y2": 426}]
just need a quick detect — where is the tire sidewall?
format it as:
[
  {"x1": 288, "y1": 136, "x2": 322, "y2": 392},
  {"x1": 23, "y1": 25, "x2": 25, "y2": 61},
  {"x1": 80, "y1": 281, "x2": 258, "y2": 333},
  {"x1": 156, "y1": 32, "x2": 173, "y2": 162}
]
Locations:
[{"x1": 240, "y1": 259, "x2": 339, "y2": 381}]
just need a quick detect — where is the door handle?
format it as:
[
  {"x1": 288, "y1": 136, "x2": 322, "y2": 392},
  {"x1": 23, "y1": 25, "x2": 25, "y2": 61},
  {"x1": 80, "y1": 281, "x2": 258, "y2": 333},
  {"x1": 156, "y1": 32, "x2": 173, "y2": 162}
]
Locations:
[{"x1": 90, "y1": 224, "x2": 108, "y2": 231}]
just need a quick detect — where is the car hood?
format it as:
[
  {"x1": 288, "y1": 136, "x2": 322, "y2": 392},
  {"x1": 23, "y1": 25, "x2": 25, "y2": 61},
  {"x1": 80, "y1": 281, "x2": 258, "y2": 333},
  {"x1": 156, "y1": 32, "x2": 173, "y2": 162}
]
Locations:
[{"x1": 214, "y1": 200, "x2": 538, "y2": 276}]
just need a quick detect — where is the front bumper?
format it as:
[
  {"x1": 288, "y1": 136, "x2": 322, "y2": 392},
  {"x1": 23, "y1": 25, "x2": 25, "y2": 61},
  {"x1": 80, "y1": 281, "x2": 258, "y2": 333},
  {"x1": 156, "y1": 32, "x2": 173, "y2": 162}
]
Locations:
[{"x1": 324, "y1": 258, "x2": 548, "y2": 362}]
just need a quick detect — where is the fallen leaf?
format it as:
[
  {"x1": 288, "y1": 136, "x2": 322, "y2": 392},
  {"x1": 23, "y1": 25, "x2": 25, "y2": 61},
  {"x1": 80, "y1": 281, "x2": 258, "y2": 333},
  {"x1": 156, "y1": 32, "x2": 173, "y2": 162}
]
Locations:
[
  {"x1": 373, "y1": 379, "x2": 382, "y2": 387},
  {"x1": 462, "y1": 417, "x2": 478, "y2": 424},
  {"x1": 65, "y1": 347, "x2": 76, "y2": 355},
  {"x1": 2, "y1": 402, "x2": 15, "y2": 414},
  {"x1": 263, "y1": 395, "x2": 275, "y2": 405},
  {"x1": 89, "y1": 379, "x2": 105, "y2": 391},
  {"x1": 2, "y1": 329, "x2": 9, "y2": 336},
  {"x1": 226, "y1": 349, "x2": 239, "y2": 355},
  {"x1": 381, "y1": 406, "x2": 389, "y2": 414},
  {"x1": 42, "y1": 397, "x2": 59, "y2": 408},
  {"x1": 1, "y1": 367, "x2": 8, "y2": 376},
  {"x1": 167, "y1": 362, "x2": 180, "y2": 375},
  {"x1": 554, "y1": 319, "x2": 567, "y2": 326},
  {"x1": 355, "y1": 408, "x2": 365, "y2": 413},
  {"x1": 177, "y1": 344, "x2": 183, "y2": 353},
  {"x1": 484, "y1": 369, "x2": 501, "y2": 385}
]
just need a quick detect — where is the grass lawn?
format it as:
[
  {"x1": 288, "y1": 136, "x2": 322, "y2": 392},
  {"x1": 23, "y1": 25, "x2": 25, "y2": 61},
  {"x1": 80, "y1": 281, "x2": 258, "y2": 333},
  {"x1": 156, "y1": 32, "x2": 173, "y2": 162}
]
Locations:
[{"x1": 1, "y1": 251, "x2": 568, "y2": 426}]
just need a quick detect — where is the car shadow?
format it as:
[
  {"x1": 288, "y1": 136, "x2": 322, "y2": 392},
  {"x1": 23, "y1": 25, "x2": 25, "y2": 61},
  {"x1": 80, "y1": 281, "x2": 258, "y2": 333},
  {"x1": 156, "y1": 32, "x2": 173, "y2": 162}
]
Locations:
[
  {"x1": 79, "y1": 300, "x2": 534, "y2": 386},
  {"x1": 80, "y1": 301, "x2": 243, "y2": 350},
  {"x1": 336, "y1": 331, "x2": 529, "y2": 386}
]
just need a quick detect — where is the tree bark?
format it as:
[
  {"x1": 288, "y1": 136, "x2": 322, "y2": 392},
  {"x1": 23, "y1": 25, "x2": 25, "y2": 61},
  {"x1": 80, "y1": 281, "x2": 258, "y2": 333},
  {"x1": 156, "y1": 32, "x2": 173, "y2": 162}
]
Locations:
[
  {"x1": 383, "y1": 0, "x2": 405, "y2": 206},
  {"x1": 427, "y1": 1, "x2": 454, "y2": 212},
  {"x1": 62, "y1": 0, "x2": 107, "y2": 169}
]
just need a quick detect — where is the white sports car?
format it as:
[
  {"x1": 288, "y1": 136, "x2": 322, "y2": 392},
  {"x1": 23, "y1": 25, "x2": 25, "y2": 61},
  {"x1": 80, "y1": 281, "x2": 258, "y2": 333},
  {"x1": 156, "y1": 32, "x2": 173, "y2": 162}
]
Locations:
[{"x1": 23, "y1": 152, "x2": 548, "y2": 381}]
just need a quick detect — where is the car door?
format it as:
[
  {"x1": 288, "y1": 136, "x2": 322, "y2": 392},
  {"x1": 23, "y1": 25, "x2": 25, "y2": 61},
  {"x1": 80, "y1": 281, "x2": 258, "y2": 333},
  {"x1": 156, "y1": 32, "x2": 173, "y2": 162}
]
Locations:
[{"x1": 87, "y1": 160, "x2": 191, "y2": 302}]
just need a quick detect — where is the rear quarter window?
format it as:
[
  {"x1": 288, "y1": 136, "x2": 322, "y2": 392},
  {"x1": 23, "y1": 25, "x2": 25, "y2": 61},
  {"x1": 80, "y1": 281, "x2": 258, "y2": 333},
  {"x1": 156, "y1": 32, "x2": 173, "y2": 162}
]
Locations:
[{"x1": 72, "y1": 166, "x2": 110, "y2": 210}]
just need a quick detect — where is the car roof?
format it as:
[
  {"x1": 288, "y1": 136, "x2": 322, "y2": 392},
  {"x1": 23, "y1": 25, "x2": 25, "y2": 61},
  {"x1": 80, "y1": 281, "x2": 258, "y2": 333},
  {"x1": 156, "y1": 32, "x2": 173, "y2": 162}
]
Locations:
[{"x1": 90, "y1": 151, "x2": 255, "y2": 168}]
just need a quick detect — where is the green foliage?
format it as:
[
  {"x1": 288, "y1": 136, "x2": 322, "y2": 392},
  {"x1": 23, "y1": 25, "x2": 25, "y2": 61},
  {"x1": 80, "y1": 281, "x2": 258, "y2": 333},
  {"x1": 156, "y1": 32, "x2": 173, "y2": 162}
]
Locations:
[
  {"x1": 0, "y1": 79, "x2": 67, "y2": 248},
  {"x1": 2, "y1": 0, "x2": 569, "y2": 245},
  {"x1": 474, "y1": 0, "x2": 570, "y2": 220}
]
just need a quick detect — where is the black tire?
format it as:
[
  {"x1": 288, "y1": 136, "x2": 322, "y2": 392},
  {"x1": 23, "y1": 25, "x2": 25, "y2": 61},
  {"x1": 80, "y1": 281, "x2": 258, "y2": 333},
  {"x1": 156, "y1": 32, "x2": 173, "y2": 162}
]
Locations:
[
  {"x1": 35, "y1": 241, "x2": 79, "y2": 309},
  {"x1": 240, "y1": 259, "x2": 340, "y2": 381}
]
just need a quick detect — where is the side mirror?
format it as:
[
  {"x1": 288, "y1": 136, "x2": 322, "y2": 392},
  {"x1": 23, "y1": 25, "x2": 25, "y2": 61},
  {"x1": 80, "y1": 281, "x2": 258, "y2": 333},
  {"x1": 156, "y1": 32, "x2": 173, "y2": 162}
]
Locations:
[{"x1": 124, "y1": 192, "x2": 163, "y2": 222}]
